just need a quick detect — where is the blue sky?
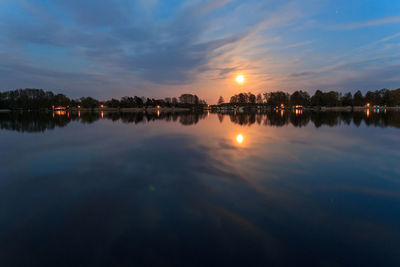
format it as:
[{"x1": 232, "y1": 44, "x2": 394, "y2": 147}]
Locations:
[{"x1": 0, "y1": 0, "x2": 399, "y2": 102}]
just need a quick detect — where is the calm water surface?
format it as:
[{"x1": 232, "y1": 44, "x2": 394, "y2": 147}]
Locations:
[{"x1": 1, "y1": 111, "x2": 399, "y2": 266}]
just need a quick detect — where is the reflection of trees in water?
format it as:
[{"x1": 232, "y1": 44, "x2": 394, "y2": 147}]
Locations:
[
  {"x1": 223, "y1": 111, "x2": 400, "y2": 129},
  {"x1": 0, "y1": 111, "x2": 208, "y2": 132},
  {"x1": 311, "y1": 112, "x2": 340, "y2": 128},
  {"x1": 230, "y1": 113, "x2": 256, "y2": 126},
  {"x1": 0, "y1": 112, "x2": 72, "y2": 133},
  {"x1": 289, "y1": 112, "x2": 310, "y2": 127},
  {"x1": 1, "y1": 111, "x2": 400, "y2": 133},
  {"x1": 180, "y1": 113, "x2": 207, "y2": 125},
  {"x1": 265, "y1": 111, "x2": 290, "y2": 127}
]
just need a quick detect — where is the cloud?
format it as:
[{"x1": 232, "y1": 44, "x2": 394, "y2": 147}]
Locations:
[
  {"x1": 333, "y1": 15, "x2": 400, "y2": 30},
  {"x1": 1, "y1": 0, "x2": 399, "y2": 101},
  {"x1": 0, "y1": 0, "x2": 247, "y2": 88},
  {"x1": 284, "y1": 60, "x2": 400, "y2": 92},
  {"x1": 283, "y1": 40, "x2": 314, "y2": 49},
  {"x1": 0, "y1": 54, "x2": 114, "y2": 97}
]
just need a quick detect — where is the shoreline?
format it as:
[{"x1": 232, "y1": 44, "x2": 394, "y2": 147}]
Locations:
[
  {"x1": 0, "y1": 107, "x2": 192, "y2": 113},
  {"x1": 312, "y1": 106, "x2": 400, "y2": 111},
  {"x1": 2, "y1": 106, "x2": 400, "y2": 113},
  {"x1": 76, "y1": 107, "x2": 192, "y2": 113}
]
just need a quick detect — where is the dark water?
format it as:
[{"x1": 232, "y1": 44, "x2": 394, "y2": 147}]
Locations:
[{"x1": 1, "y1": 110, "x2": 399, "y2": 266}]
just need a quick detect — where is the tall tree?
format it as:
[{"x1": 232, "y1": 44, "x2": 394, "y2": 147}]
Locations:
[
  {"x1": 248, "y1": 93, "x2": 256, "y2": 104},
  {"x1": 256, "y1": 93, "x2": 263, "y2": 104},
  {"x1": 340, "y1": 92, "x2": 353, "y2": 106},
  {"x1": 353, "y1": 90, "x2": 364, "y2": 106},
  {"x1": 266, "y1": 91, "x2": 290, "y2": 107},
  {"x1": 389, "y1": 88, "x2": 400, "y2": 106},
  {"x1": 311, "y1": 90, "x2": 325, "y2": 106},
  {"x1": 290, "y1": 91, "x2": 310, "y2": 107}
]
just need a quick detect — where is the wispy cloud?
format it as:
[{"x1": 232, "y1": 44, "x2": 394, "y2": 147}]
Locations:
[
  {"x1": 333, "y1": 15, "x2": 400, "y2": 30},
  {"x1": 283, "y1": 40, "x2": 314, "y2": 49},
  {"x1": 0, "y1": 0, "x2": 399, "y2": 101}
]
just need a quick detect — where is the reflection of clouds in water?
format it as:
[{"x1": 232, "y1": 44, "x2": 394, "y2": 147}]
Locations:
[
  {"x1": 0, "y1": 133, "x2": 290, "y2": 265},
  {"x1": 1, "y1": 113, "x2": 400, "y2": 266}
]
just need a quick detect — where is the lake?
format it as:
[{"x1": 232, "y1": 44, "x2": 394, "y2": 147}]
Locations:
[{"x1": 0, "y1": 110, "x2": 399, "y2": 266}]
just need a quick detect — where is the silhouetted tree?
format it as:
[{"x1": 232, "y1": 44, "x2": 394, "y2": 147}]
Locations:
[
  {"x1": 80, "y1": 97, "x2": 99, "y2": 109},
  {"x1": 353, "y1": 90, "x2": 364, "y2": 106},
  {"x1": 311, "y1": 90, "x2": 325, "y2": 106},
  {"x1": 365, "y1": 91, "x2": 376, "y2": 105},
  {"x1": 238, "y1": 93, "x2": 247, "y2": 104},
  {"x1": 54, "y1": 94, "x2": 70, "y2": 107},
  {"x1": 265, "y1": 91, "x2": 290, "y2": 107},
  {"x1": 105, "y1": 98, "x2": 120, "y2": 108},
  {"x1": 134, "y1": 96, "x2": 144, "y2": 107},
  {"x1": 340, "y1": 92, "x2": 353, "y2": 107},
  {"x1": 256, "y1": 93, "x2": 263, "y2": 104},
  {"x1": 290, "y1": 91, "x2": 310, "y2": 107},
  {"x1": 389, "y1": 88, "x2": 400, "y2": 106},
  {"x1": 324, "y1": 91, "x2": 339, "y2": 107},
  {"x1": 248, "y1": 93, "x2": 256, "y2": 104}
]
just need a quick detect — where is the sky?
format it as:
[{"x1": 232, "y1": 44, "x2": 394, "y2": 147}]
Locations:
[{"x1": 0, "y1": 0, "x2": 400, "y2": 103}]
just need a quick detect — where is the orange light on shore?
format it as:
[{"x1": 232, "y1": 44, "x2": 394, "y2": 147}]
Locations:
[
  {"x1": 156, "y1": 105, "x2": 161, "y2": 109},
  {"x1": 366, "y1": 103, "x2": 371, "y2": 107},
  {"x1": 77, "y1": 105, "x2": 81, "y2": 109},
  {"x1": 100, "y1": 104, "x2": 104, "y2": 108}
]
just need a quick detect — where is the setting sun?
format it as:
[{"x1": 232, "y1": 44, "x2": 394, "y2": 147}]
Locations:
[{"x1": 236, "y1": 75, "x2": 245, "y2": 84}]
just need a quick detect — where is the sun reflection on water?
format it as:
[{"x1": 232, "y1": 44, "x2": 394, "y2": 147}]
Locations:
[{"x1": 236, "y1": 134, "x2": 244, "y2": 144}]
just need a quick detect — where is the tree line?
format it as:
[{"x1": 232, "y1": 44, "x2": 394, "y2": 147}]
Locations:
[
  {"x1": 219, "y1": 88, "x2": 400, "y2": 107},
  {"x1": 0, "y1": 89, "x2": 207, "y2": 109}
]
